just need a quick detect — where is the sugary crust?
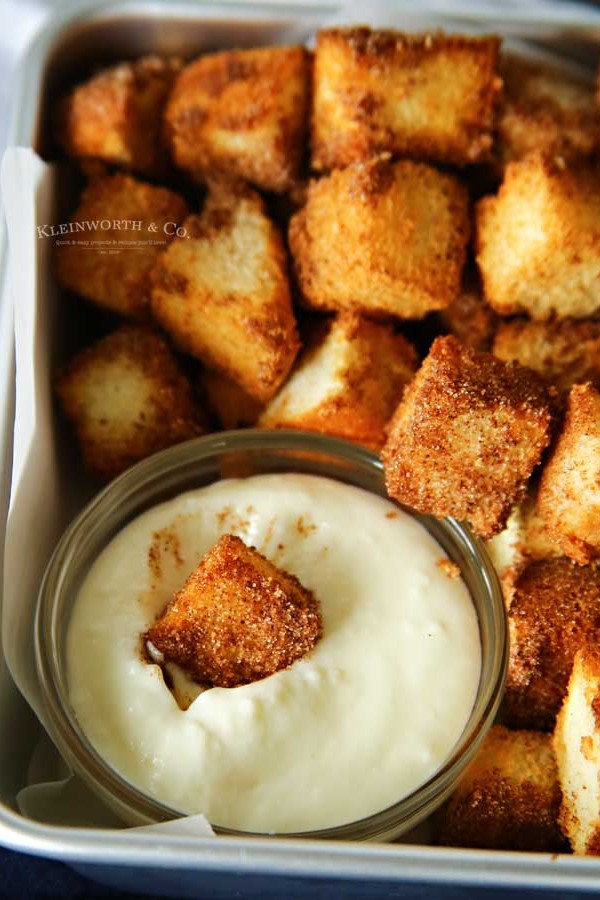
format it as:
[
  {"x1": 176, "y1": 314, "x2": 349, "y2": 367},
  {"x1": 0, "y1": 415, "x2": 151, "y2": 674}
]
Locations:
[
  {"x1": 554, "y1": 646, "x2": 600, "y2": 854},
  {"x1": 58, "y1": 56, "x2": 181, "y2": 177},
  {"x1": 259, "y1": 312, "x2": 418, "y2": 449},
  {"x1": 434, "y1": 725, "x2": 564, "y2": 851},
  {"x1": 504, "y1": 558, "x2": 600, "y2": 730},
  {"x1": 538, "y1": 383, "x2": 600, "y2": 563},
  {"x1": 289, "y1": 155, "x2": 470, "y2": 320},
  {"x1": 312, "y1": 28, "x2": 501, "y2": 169},
  {"x1": 497, "y1": 54, "x2": 600, "y2": 168},
  {"x1": 55, "y1": 326, "x2": 203, "y2": 480},
  {"x1": 150, "y1": 182, "x2": 300, "y2": 402},
  {"x1": 165, "y1": 46, "x2": 310, "y2": 192},
  {"x1": 54, "y1": 173, "x2": 188, "y2": 318},
  {"x1": 476, "y1": 155, "x2": 600, "y2": 320},
  {"x1": 382, "y1": 335, "x2": 553, "y2": 539},
  {"x1": 145, "y1": 534, "x2": 322, "y2": 688},
  {"x1": 493, "y1": 319, "x2": 600, "y2": 394}
]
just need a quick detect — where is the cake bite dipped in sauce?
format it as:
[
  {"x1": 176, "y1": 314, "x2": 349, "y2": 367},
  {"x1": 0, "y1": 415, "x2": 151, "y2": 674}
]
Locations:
[
  {"x1": 66, "y1": 473, "x2": 481, "y2": 833},
  {"x1": 145, "y1": 533, "x2": 322, "y2": 689}
]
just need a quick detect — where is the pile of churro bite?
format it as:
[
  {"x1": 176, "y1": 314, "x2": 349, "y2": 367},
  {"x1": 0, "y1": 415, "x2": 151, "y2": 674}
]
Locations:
[{"x1": 51, "y1": 27, "x2": 600, "y2": 852}]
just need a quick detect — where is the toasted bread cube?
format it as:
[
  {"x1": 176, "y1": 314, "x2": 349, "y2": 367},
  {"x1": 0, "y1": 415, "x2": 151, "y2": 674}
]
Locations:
[
  {"x1": 433, "y1": 726, "x2": 564, "y2": 851},
  {"x1": 493, "y1": 319, "x2": 600, "y2": 395},
  {"x1": 382, "y1": 336, "x2": 553, "y2": 539},
  {"x1": 504, "y1": 558, "x2": 600, "y2": 730},
  {"x1": 439, "y1": 285, "x2": 498, "y2": 352},
  {"x1": 289, "y1": 156, "x2": 470, "y2": 320},
  {"x1": 554, "y1": 646, "x2": 600, "y2": 854},
  {"x1": 259, "y1": 313, "x2": 418, "y2": 449},
  {"x1": 54, "y1": 174, "x2": 188, "y2": 318},
  {"x1": 497, "y1": 54, "x2": 600, "y2": 169},
  {"x1": 151, "y1": 184, "x2": 299, "y2": 402},
  {"x1": 476, "y1": 156, "x2": 600, "y2": 320},
  {"x1": 165, "y1": 46, "x2": 310, "y2": 193},
  {"x1": 538, "y1": 384, "x2": 600, "y2": 563},
  {"x1": 200, "y1": 369, "x2": 263, "y2": 430},
  {"x1": 312, "y1": 28, "x2": 500, "y2": 170},
  {"x1": 145, "y1": 534, "x2": 322, "y2": 688},
  {"x1": 58, "y1": 56, "x2": 181, "y2": 178},
  {"x1": 56, "y1": 326, "x2": 203, "y2": 480}
]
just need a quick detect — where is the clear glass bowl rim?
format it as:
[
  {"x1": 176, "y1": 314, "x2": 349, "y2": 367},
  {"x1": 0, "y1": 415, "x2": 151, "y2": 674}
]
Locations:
[{"x1": 34, "y1": 429, "x2": 508, "y2": 842}]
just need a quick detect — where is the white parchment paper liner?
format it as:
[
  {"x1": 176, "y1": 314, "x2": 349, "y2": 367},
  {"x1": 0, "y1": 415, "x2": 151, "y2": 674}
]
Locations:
[
  {"x1": 2, "y1": 0, "x2": 600, "y2": 834},
  {"x1": 1, "y1": 147, "x2": 213, "y2": 835}
]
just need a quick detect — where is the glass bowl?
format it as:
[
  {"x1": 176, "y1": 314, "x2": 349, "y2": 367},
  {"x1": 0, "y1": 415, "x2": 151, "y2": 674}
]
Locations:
[{"x1": 35, "y1": 429, "x2": 508, "y2": 842}]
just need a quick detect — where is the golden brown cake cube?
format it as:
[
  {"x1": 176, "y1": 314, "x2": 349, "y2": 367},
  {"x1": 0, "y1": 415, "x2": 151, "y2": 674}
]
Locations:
[
  {"x1": 382, "y1": 336, "x2": 553, "y2": 539},
  {"x1": 493, "y1": 319, "x2": 600, "y2": 395},
  {"x1": 165, "y1": 46, "x2": 310, "y2": 192},
  {"x1": 497, "y1": 54, "x2": 600, "y2": 169},
  {"x1": 289, "y1": 156, "x2": 470, "y2": 320},
  {"x1": 259, "y1": 313, "x2": 418, "y2": 449},
  {"x1": 538, "y1": 383, "x2": 600, "y2": 564},
  {"x1": 504, "y1": 558, "x2": 600, "y2": 731},
  {"x1": 554, "y1": 646, "x2": 600, "y2": 854},
  {"x1": 151, "y1": 183, "x2": 299, "y2": 403},
  {"x1": 476, "y1": 155, "x2": 600, "y2": 320},
  {"x1": 58, "y1": 56, "x2": 181, "y2": 178},
  {"x1": 54, "y1": 173, "x2": 188, "y2": 318},
  {"x1": 311, "y1": 28, "x2": 500, "y2": 170},
  {"x1": 145, "y1": 534, "x2": 322, "y2": 688},
  {"x1": 434, "y1": 725, "x2": 564, "y2": 851},
  {"x1": 55, "y1": 326, "x2": 203, "y2": 480}
]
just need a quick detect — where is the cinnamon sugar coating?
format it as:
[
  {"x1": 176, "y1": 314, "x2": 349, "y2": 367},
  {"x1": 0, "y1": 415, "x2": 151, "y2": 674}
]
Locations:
[
  {"x1": 145, "y1": 534, "x2": 322, "y2": 688},
  {"x1": 165, "y1": 46, "x2": 310, "y2": 192},
  {"x1": 259, "y1": 312, "x2": 418, "y2": 450},
  {"x1": 312, "y1": 28, "x2": 500, "y2": 169},
  {"x1": 289, "y1": 156, "x2": 470, "y2": 320},
  {"x1": 505, "y1": 557, "x2": 600, "y2": 730},
  {"x1": 55, "y1": 326, "x2": 203, "y2": 480},
  {"x1": 434, "y1": 725, "x2": 564, "y2": 851},
  {"x1": 150, "y1": 182, "x2": 299, "y2": 403},
  {"x1": 54, "y1": 173, "x2": 188, "y2": 319},
  {"x1": 382, "y1": 335, "x2": 553, "y2": 539},
  {"x1": 58, "y1": 56, "x2": 181, "y2": 178},
  {"x1": 538, "y1": 383, "x2": 600, "y2": 564}
]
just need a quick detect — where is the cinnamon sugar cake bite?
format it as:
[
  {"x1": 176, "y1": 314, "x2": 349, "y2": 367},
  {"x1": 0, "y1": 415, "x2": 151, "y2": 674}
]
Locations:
[
  {"x1": 145, "y1": 534, "x2": 322, "y2": 688},
  {"x1": 382, "y1": 336, "x2": 553, "y2": 539},
  {"x1": 150, "y1": 182, "x2": 299, "y2": 403},
  {"x1": 165, "y1": 46, "x2": 310, "y2": 192},
  {"x1": 66, "y1": 473, "x2": 480, "y2": 832},
  {"x1": 312, "y1": 28, "x2": 500, "y2": 169},
  {"x1": 433, "y1": 725, "x2": 565, "y2": 852},
  {"x1": 259, "y1": 313, "x2": 418, "y2": 449},
  {"x1": 288, "y1": 155, "x2": 470, "y2": 320}
]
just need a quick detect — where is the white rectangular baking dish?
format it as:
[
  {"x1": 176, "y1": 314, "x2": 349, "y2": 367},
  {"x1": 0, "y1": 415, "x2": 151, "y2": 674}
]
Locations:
[{"x1": 2, "y1": 1, "x2": 600, "y2": 893}]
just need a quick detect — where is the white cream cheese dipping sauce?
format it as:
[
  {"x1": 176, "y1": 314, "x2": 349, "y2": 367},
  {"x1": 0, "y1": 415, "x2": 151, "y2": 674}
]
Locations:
[{"x1": 67, "y1": 473, "x2": 481, "y2": 832}]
